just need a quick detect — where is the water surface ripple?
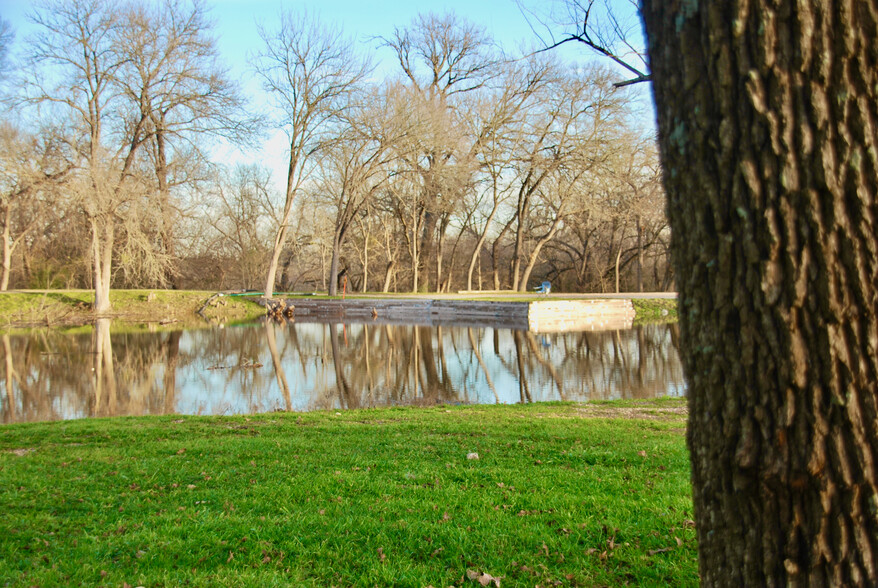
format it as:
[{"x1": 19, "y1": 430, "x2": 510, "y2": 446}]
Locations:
[{"x1": 0, "y1": 320, "x2": 684, "y2": 424}]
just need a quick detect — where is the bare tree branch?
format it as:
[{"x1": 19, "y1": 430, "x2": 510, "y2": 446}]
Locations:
[{"x1": 517, "y1": 0, "x2": 650, "y2": 88}]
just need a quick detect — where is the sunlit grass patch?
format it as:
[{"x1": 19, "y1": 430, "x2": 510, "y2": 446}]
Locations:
[
  {"x1": 632, "y1": 298, "x2": 678, "y2": 323},
  {"x1": 0, "y1": 401, "x2": 696, "y2": 586},
  {"x1": 0, "y1": 289, "x2": 265, "y2": 329}
]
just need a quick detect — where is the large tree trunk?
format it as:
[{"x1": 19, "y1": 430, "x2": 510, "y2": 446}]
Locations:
[{"x1": 642, "y1": 1, "x2": 878, "y2": 585}]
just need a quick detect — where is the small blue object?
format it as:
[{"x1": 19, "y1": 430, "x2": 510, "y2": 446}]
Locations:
[{"x1": 534, "y1": 281, "x2": 551, "y2": 294}]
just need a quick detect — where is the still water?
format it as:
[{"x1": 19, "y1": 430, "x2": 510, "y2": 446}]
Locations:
[{"x1": 0, "y1": 320, "x2": 684, "y2": 424}]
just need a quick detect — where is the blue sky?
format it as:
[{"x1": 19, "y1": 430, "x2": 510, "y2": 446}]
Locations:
[
  {"x1": 1, "y1": 0, "x2": 649, "y2": 188},
  {"x1": 207, "y1": 0, "x2": 591, "y2": 91},
  {"x1": 1, "y1": 0, "x2": 591, "y2": 68}
]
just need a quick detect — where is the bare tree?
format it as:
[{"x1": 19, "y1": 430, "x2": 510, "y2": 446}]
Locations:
[
  {"x1": 506, "y1": 66, "x2": 626, "y2": 291},
  {"x1": 115, "y1": 0, "x2": 249, "y2": 287},
  {"x1": 607, "y1": 136, "x2": 664, "y2": 292},
  {"x1": 382, "y1": 11, "x2": 496, "y2": 98},
  {"x1": 463, "y1": 55, "x2": 552, "y2": 291},
  {"x1": 0, "y1": 123, "x2": 72, "y2": 290},
  {"x1": 382, "y1": 12, "x2": 496, "y2": 291},
  {"x1": 255, "y1": 10, "x2": 370, "y2": 299},
  {"x1": 23, "y1": 0, "x2": 242, "y2": 309},
  {"x1": 206, "y1": 164, "x2": 276, "y2": 288},
  {"x1": 316, "y1": 90, "x2": 401, "y2": 296},
  {"x1": 519, "y1": 0, "x2": 648, "y2": 87},
  {"x1": 543, "y1": 131, "x2": 667, "y2": 294},
  {"x1": 23, "y1": 0, "x2": 133, "y2": 311}
]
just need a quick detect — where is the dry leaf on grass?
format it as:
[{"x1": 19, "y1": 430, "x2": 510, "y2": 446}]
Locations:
[{"x1": 466, "y1": 568, "x2": 502, "y2": 586}]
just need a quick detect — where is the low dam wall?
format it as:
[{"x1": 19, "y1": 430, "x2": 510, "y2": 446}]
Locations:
[
  {"x1": 281, "y1": 298, "x2": 635, "y2": 333},
  {"x1": 528, "y1": 299, "x2": 635, "y2": 332}
]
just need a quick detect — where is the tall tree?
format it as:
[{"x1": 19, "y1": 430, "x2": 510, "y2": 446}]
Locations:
[
  {"x1": 0, "y1": 124, "x2": 72, "y2": 290},
  {"x1": 116, "y1": 0, "x2": 247, "y2": 288},
  {"x1": 255, "y1": 10, "x2": 370, "y2": 299},
  {"x1": 25, "y1": 0, "x2": 132, "y2": 312},
  {"x1": 383, "y1": 12, "x2": 495, "y2": 291},
  {"x1": 207, "y1": 164, "x2": 276, "y2": 289},
  {"x1": 642, "y1": 1, "x2": 878, "y2": 584},
  {"x1": 317, "y1": 90, "x2": 399, "y2": 296},
  {"x1": 507, "y1": 66, "x2": 624, "y2": 291},
  {"x1": 24, "y1": 0, "x2": 241, "y2": 309}
]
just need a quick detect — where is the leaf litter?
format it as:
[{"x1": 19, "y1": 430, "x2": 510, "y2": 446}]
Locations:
[{"x1": 466, "y1": 568, "x2": 502, "y2": 587}]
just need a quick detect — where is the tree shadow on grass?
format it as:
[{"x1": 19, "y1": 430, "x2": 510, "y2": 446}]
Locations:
[{"x1": 41, "y1": 292, "x2": 92, "y2": 308}]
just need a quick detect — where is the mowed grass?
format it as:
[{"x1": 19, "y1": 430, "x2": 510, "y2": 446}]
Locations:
[
  {"x1": 631, "y1": 299, "x2": 677, "y2": 324},
  {"x1": 0, "y1": 402, "x2": 696, "y2": 587},
  {"x1": 0, "y1": 290, "x2": 265, "y2": 327}
]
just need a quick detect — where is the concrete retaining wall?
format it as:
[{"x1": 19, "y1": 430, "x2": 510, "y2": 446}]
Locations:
[
  {"x1": 528, "y1": 299, "x2": 635, "y2": 333},
  {"x1": 283, "y1": 298, "x2": 634, "y2": 332}
]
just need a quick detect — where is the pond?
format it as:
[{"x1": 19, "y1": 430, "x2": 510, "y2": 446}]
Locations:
[{"x1": 0, "y1": 319, "x2": 684, "y2": 424}]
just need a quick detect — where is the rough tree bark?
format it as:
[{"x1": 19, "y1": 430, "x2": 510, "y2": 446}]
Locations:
[{"x1": 642, "y1": 1, "x2": 878, "y2": 585}]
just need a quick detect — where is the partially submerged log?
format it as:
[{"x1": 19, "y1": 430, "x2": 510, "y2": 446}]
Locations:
[
  {"x1": 261, "y1": 298, "x2": 295, "y2": 319},
  {"x1": 196, "y1": 293, "x2": 223, "y2": 318}
]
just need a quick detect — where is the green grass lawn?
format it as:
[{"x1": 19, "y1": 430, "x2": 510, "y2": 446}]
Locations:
[{"x1": 0, "y1": 401, "x2": 696, "y2": 587}]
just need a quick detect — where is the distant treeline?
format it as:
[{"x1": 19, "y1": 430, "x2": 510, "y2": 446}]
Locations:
[{"x1": 0, "y1": 0, "x2": 670, "y2": 307}]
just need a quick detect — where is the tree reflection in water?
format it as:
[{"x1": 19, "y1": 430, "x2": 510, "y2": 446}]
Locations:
[{"x1": 0, "y1": 320, "x2": 684, "y2": 423}]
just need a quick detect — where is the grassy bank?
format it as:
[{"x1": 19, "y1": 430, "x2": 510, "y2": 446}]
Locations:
[
  {"x1": 631, "y1": 298, "x2": 678, "y2": 323},
  {"x1": 0, "y1": 290, "x2": 265, "y2": 328},
  {"x1": 0, "y1": 401, "x2": 696, "y2": 587}
]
